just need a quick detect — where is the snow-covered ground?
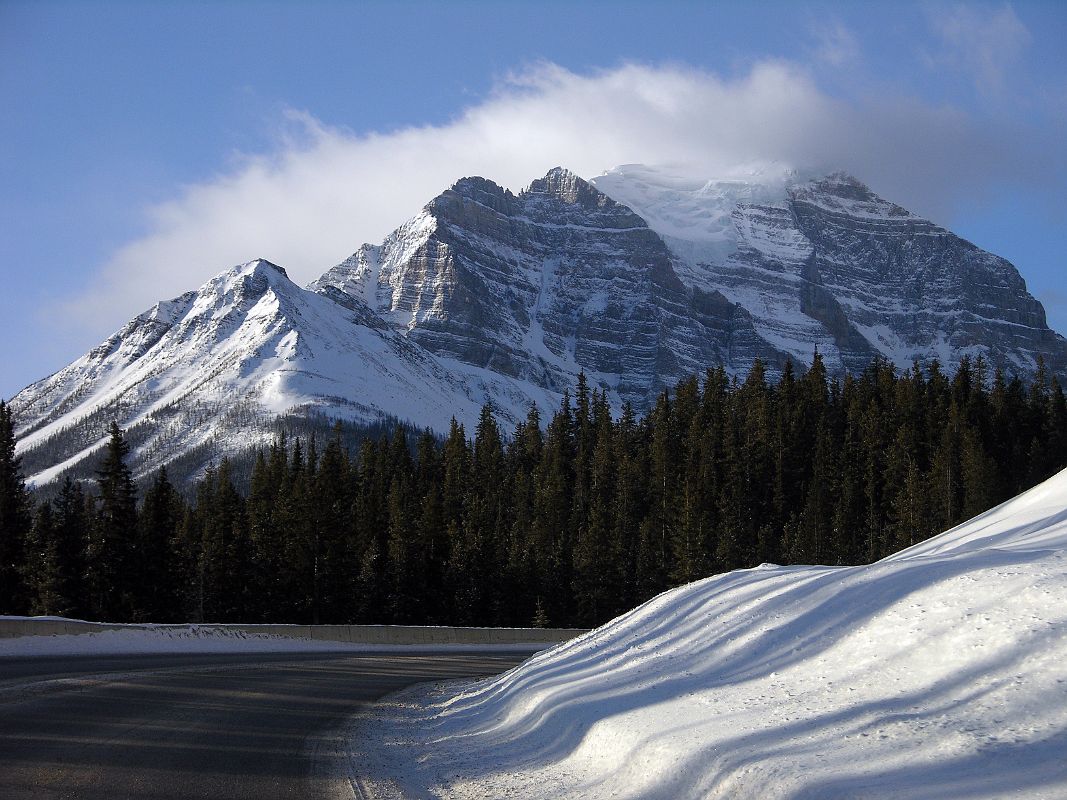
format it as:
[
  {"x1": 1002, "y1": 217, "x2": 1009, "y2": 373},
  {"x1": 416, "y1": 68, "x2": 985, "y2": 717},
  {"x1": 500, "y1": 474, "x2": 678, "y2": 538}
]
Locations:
[
  {"x1": 350, "y1": 467, "x2": 1067, "y2": 799},
  {"x1": 0, "y1": 622, "x2": 561, "y2": 658}
]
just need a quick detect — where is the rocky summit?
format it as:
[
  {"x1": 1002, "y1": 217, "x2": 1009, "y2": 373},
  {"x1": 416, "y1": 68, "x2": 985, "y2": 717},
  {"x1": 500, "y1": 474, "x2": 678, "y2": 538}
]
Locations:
[{"x1": 12, "y1": 166, "x2": 1067, "y2": 487}]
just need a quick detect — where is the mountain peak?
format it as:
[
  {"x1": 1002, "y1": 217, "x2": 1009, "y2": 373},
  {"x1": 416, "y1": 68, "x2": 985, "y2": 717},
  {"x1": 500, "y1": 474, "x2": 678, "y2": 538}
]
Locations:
[
  {"x1": 241, "y1": 258, "x2": 289, "y2": 279},
  {"x1": 437, "y1": 175, "x2": 516, "y2": 217},
  {"x1": 812, "y1": 171, "x2": 877, "y2": 201},
  {"x1": 208, "y1": 258, "x2": 295, "y2": 297},
  {"x1": 793, "y1": 173, "x2": 913, "y2": 219},
  {"x1": 526, "y1": 167, "x2": 609, "y2": 209}
]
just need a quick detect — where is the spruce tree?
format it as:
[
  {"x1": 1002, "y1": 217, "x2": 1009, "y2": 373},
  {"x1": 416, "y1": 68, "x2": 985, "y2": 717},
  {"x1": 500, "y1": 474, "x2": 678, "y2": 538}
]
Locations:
[
  {"x1": 572, "y1": 404, "x2": 617, "y2": 626},
  {"x1": 612, "y1": 402, "x2": 646, "y2": 612},
  {"x1": 135, "y1": 467, "x2": 182, "y2": 622},
  {"x1": 88, "y1": 422, "x2": 138, "y2": 620},
  {"x1": 313, "y1": 429, "x2": 355, "y2": 623},
  {"x1": 197, "y1": 460, "x2": 253, "y2": 622},
  {"x1": 0, "y1": 401, "x2": 30, "y2": 614},
  {"x1": 25, "y1": 501, "x2": 56, "y2": 614},
  {"x1": 533, "y1": 392, "x2": 574, "y2": 623},
  {"x1": 505, "y1": 406, "x2": 543, "y2": 624},
  {"x1": 28, "y1": 479, "x2": 90, "y2": 617},
  {"x1": 415, "y1": 430, "x2": 447, "y2": 622},
  {"x1": 52, "y1": 477, "x2": 90, "y2": 619},
  {"x1": 641, "y1": 391, "x2": 676, "y2": 594}
]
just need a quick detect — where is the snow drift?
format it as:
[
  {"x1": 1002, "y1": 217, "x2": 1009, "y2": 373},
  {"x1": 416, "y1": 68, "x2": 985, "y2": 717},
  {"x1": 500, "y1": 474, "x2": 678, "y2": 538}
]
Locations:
[{"x1": 351, "y1": 466, "x2": 1067, "y2": 799}]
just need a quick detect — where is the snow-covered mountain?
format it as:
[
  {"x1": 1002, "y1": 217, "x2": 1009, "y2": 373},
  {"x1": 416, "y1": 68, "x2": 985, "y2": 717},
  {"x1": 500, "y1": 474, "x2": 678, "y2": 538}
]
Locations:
[
  {"x1": 350, "y1": 462, "x2": 1067, "y2": 799},
  {"x1": 11, "y1": 259, "x2": 493, "y2": 487},
  {"x1": 11, "y1": 166, "x2": 1067, "y2": 487},
  {"x1": 594, "y1": 164, "x2": 1066, "y2": 376},
  {"x1": 312, "y1": 167, "x2": 778, "y2": 410}
]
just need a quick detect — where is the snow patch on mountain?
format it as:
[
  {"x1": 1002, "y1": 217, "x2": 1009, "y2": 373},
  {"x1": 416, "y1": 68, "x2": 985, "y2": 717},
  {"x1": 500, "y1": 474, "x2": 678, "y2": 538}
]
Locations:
[
  {"x1": 591, "y1": 163, "x2": 796, "y2": 275},
  {"x1": 348, "y1": 465, "x2": 1067, "y2": 799}
]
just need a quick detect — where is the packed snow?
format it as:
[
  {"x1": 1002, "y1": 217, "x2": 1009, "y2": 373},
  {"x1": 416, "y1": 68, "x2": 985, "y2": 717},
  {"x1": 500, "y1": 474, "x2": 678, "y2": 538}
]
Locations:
[
  {"x1": 0, "y1": 620, "x2": 560, "y2": 658},
  {"x1": 349, "y1": 466, "x2": 1067, "y2": 799},
  {"x1": 0, "y1": 622, "x2": 370, "y2": 657}
]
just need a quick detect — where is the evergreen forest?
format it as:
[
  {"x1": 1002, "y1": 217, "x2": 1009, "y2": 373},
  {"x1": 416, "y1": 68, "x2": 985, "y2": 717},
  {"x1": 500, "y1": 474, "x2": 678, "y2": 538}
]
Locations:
[{"x1": 2, "y1": 354, "x2": 1066, "y2": 629}]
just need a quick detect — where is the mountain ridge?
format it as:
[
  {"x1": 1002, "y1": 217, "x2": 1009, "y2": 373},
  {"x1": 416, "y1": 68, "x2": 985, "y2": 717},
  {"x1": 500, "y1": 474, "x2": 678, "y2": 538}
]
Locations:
[{"x1": 11, "y1": 165, "x2": 1067, "y2": 488}]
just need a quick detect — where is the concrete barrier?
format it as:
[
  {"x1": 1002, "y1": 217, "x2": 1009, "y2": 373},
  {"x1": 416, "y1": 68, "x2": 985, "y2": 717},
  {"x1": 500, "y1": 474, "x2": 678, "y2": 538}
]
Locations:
[{"x1": 0, "y1": 617, "x2": 587, "y2": 646}]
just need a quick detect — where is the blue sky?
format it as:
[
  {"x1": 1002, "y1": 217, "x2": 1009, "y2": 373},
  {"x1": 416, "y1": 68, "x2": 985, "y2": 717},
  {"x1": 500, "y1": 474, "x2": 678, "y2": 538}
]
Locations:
[{"x1": 2, "y1": 0, "x2": 1066, "y2": 399}]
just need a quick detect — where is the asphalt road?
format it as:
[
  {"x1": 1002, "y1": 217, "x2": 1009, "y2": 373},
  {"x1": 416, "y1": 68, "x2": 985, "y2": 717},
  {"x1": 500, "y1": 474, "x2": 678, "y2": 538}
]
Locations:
[{"x1": 0, "y1": 649, "x2": 535, "y2": 799}]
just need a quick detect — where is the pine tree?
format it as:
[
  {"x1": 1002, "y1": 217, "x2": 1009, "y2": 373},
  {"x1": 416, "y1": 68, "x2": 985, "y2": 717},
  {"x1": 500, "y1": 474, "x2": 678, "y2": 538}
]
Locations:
[
  {"x1": 25, "y1": 501, "x2": 56, "y2": 614},
  {"x1": 135, "y1": 467, "x2": 182, "y2": 622},
  {"x1": 0, "y1": 401, "x2": 30, "y2": 613},
  {"x1": 52, "y1": 478, "x2": 90, "y2": 618},
  {"x1": 532, "y1": 392, "x2": 574, "y2": 623},
  {"x1": 197, "y1": 460, "x2": 252, "y2": 621},
  {"x1": 87, "y1": 422, "x2": 138, "y2": 620},
  {"x1": 312, "y1": 429, "x2": 355, "y2": 623},
  {"x1": 641, "y1": 391, "x2": 676, "y2": 594},
  {"x1": 572, "y1": 403, "x2": 618, "y2": 626}
]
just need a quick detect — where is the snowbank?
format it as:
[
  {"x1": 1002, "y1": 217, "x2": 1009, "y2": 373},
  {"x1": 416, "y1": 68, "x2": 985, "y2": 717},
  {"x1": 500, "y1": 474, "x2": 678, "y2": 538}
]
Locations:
[
  {"x1": 351, "y1": 468, "x2": 1067, "y2": 799},
  {"x1": 0, "y1": 620, "x2": 570, "y2": 658},
  {"x1": 0, "y1": 623, "x2": 368, "y2": 657}
]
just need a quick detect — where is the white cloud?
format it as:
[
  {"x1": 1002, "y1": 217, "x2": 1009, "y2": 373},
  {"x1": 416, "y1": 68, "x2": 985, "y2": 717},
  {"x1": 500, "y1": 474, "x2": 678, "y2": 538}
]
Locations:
[
  {"x1": 58, "y1": 60, "x2": 1051, "y2": 341},
  {"x1": 928, "y1": 3, "x2": 1031, "y2": 94}
]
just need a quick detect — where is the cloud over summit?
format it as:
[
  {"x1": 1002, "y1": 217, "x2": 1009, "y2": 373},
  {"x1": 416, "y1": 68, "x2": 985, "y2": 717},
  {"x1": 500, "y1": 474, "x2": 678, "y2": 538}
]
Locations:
[{"x1": 64, "y1": 60, "x2": 1055, "y2": 339}]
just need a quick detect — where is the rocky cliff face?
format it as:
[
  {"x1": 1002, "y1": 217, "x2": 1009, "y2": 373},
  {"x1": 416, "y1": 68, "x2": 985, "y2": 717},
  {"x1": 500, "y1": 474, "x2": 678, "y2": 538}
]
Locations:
[
  {"x1": 593, "y1": 165, "x2": 1067, "y2": 378},
  {"x1": 12, "y1": 165, "x2": 1067, "y2": 487},
  {"x1": 788, "y1": 173, "x2": 1062, "y2": 376},
  {"x1": 315, "y1": 167, "x2": 784, "y2": 409}
]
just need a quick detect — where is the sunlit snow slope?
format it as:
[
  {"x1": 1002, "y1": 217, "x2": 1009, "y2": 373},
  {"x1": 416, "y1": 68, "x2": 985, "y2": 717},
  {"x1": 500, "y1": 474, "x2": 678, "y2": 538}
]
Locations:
[
  {"x1": 11, "y1": 259, "x2": 488, "y2": 486},
  {"x1": 354, "y1": 466, "x2": 1067, "y2": 799}
]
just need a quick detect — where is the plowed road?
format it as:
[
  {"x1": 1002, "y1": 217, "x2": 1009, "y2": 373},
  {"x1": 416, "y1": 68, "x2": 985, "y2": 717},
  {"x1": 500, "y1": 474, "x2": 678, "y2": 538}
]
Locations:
[{"x1": 0, "y1": 650, "x2": 533, "y2": 799}]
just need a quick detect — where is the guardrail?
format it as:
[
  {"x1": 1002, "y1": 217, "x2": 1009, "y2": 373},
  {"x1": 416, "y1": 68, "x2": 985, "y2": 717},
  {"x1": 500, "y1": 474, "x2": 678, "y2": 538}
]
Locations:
[{"x1": 0, "y1": 617, "x2": 587, "y2": 646}]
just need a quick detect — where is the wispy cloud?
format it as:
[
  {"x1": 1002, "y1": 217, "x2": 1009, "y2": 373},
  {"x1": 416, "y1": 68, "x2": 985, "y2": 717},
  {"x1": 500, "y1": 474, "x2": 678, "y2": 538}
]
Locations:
[
  {"x1": 927, "y1": 3, "x2": 1031, "y2": 95},
  {"x1": 56, "y1": 60, "x2": 1055, "y2": 342},
  {"x1": 809, "y1": 19, "x2": 860, "y2": 67}
]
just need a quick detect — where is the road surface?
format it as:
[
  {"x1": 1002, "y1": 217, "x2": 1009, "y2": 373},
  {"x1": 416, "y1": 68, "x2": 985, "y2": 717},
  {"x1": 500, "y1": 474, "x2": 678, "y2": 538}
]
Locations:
[{"x1": 0, "y1": 649, "x2": 535, "y2": 799}]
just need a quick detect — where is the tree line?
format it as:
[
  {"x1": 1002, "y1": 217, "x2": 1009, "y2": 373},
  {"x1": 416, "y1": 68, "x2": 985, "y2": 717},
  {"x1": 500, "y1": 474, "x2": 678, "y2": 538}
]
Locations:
[{"x1": 2, "y1": 353, "x2": 1065, "y2": 628}]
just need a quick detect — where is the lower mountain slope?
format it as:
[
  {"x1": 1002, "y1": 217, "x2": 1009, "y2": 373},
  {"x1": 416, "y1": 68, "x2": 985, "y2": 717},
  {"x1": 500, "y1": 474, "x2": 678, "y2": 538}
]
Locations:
[
  {"x1": 11, "y1": 259, "x2": 492, "y2": 487},
  {"x1": 352, "y1": 464, "x2": 1067, "y2": 799}
]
